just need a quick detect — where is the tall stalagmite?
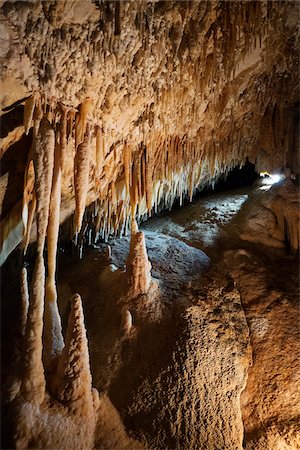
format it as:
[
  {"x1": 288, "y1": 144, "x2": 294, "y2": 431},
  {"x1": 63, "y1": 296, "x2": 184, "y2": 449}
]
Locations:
[
  {"x1": 52, "y1": 294, "x2": 96, "y2": 414},
  {"x1": 126, "y1": 230, "x2": 152, "y2": 297}
]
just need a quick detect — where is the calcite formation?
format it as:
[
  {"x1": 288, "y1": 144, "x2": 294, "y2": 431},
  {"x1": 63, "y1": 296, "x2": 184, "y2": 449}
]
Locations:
[
  {"x1": 240, "y1": 181, "x2": 300, "y2": 252},
  {"x1": 126, "y1": 229, "x2": 152, "y2": 297},
  {"x1": 0, "y1": 1, "x2": 299, "y2": 449},
  {"x1": 0, "y1": 0, "x2": 299, "y2": 264},
  {"x1": 225, "y1": 249, "x2": 300, "y2": 450}
]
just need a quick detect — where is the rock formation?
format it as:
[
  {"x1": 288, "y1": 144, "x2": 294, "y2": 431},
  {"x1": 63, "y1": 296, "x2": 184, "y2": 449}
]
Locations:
[
  {"x1": 240, "y1": 181, "x2": 300, "y2": 252},
  {"x1": 0, "y1": 1, "x2": 299, "y2": 449},
  {"x1": 225, "y1": 249, "x2": 300, "y2": 450},
  {"x1": 126, "y1": 229, "x2": 152, "y2": 297},
  {"x1": 0, "y1": 1, "x2": 299, "y2": 262}
]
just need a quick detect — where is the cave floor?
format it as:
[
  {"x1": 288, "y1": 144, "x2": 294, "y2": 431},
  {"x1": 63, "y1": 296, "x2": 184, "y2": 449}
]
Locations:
[{"x1": 55, "y1": 182, "x2": 299, "y2": 450}]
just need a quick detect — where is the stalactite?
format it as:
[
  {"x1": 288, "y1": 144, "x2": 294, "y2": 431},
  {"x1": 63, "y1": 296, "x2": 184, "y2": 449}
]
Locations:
[
  {"x1": 96, "y1": 125, "x2": 104, "y2": 177},
  {"x1": 22, "y1": 156, "x2": 35, "y2": 251},
  {"x1": 23, "y1": 94, "x2": 36, "y2": 135},
  {"x1": 123, "y1": 142, "x2": 131, "y2": 196},
  {"x1": 23, "y1": 191, "x2": 36, "y2": 254},
  {"x1": 33, "y1": 116, "x2": 55, "y2": 255},
  {"x1": 44, "y1": 133, "x2": 64, "y2": 372},
  {"x1": 130, "y1": 158, "x2": 138, "y2": 223},
  {"x1": 141, "y1": 148, "x2": 147, "y2": 199},
  {"x1": 60, "y1": 103, "x2": 69, "y2": 173},
  {"x1": 74, "y1": 123, "x2": 91, "y2": 235},
  {"x1": 136, "y1": 152, "x2": 142, "y2": 201},
  {"x1": 145, "y1": 145, "x2": 153, "y2": 213},
  {"x1": 75, "y1": 98, "x2": 93, "y2": 148},
  {"x1": 67, "y1": 107, "x2": 77, "y2": 139}
]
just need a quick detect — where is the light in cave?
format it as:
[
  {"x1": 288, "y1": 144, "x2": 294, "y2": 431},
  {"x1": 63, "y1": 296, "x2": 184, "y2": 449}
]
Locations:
[
  {"x1": 0, "y1": 1, "x2": 299, "y2": 449},
  {"x1": 260, "y1": 172, "x2": 284, "y2": 184}
]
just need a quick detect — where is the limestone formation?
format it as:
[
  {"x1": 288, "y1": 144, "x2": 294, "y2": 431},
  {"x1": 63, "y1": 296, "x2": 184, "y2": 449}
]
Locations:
[
  {"x1": 74, "y1": 123, "x2": 92, "y2": 235},
  {"x1": 121, "y1": 308, "x2": 133, "y2": 338},
  {"x1": 52, "y1": 293, "x2": 95, "y2": 413},
  {"x1": 240, "y1": 181, "x2": 300, "y2": 252},
  {"x1": 44, "y1": 128, "x2": 64, "y2": 371},
  {"x1": 10, "y1": 290, "x2": 135, "y2": 450},
  {"x1": 20, "y1": 266, "x2": 29, "y2": 336},
  {"x1": 20, "y1": 252, "x2": 46, "y2": 405},
  {"x1": 0, "y1": 1, "x2": 298, "y2": 260},
  {"x1": 126, "y1": 230, "x2": 152, "y2": 297},
  {"x1": 0, "y1": 1, "x2": 299, "y2": 449},
  {"x1": 33, "y1": 116, "x2": 55, "y2": 255}
]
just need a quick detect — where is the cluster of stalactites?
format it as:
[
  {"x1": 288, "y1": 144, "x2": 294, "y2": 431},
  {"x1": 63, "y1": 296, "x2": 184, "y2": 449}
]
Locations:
[
  {"x1": 21, "y1": 93, "x2": 243, "y2": 249},
  {"x1": 6, "y1": 82, "x2": 275, "y2": 261},
  {"x1": 1, "y1": 0, "x2": 289, "y2": 260},
  {"x1": 82, "y1": 131, "x2": 247, "y2": 247}
]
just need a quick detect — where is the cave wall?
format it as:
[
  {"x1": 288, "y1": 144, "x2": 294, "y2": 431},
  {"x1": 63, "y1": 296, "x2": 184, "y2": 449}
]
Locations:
[{"x1": 0, "y1": 2, "x2": 299, "y2": 449}]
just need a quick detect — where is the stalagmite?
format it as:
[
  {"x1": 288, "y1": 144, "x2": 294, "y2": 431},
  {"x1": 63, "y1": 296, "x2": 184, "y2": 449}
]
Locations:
[
  {"x1": 52, "y1": 293, "x2": 95, "y2": 413},
  {"x1": 20, "y1": 267, "x2": 29, "y2": 336},
  {"x1": 74, "y1": 123, "x2": 91, "y2": 235},
  {"x1": 121, "y1": 309, "x2": 133, "y2": 337},
  {"x1": 20, "y1": 253, "x2": 46, "y2": 405},
  {"x1": 126, "y1": 230, "x2": 152, "y2": 297}
]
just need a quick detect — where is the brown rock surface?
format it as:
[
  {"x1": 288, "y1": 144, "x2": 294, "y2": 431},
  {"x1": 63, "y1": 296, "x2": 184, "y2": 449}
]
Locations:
[
  {"x1": 0, "y1": 1, "x2": 298, "y2": 262},
  {"x1": 240, "y1": 181, "x2": 300, "y2": 253},
  {"x1": 225, "y1": 248, "x2": 300, "y2": 449},
  {"x1": 0, "y1": 1, "x2": 299, "y2": 449}
]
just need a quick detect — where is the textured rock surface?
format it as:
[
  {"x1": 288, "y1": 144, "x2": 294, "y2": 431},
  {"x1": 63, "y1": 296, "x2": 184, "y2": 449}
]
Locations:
[
  {"x1": 126, "y1": 230, "x2": 152, "y2": 297},
  {"x1": 0, "y1": 1, "x2": 299, "y2": 262},
  {"x1": 225, "y1": 249, "x2": 300, "y2": 450},
  {"x1": 1, "y1": 1, "x2": 299, "y2": 449},
  {"x1": 111, "y1": 229, "x2": 211, "y2": 288},
  {"x1": 52, "y1": 234, "x2": 250, "y2": 450},
  {"x1": 240, "y1": 181, "x2": 300, "y2": 252},
  {"x1": 2, "y1": 180, "x2": 299, "y2": 449}
]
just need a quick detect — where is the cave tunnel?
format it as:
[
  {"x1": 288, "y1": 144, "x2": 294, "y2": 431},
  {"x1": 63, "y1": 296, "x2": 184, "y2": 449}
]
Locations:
[{"x1": 0, "y1": 1, "x2": 299, "y2": 449}]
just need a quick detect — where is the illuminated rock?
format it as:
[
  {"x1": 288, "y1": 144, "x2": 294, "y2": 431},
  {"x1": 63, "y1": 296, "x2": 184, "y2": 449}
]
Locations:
[{"x1": 126, "y1": 230, "x2": 152, "y2": 297}]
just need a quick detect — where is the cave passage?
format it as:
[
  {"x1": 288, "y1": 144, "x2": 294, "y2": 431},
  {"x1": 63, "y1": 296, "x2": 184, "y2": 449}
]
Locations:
[{"x1": 0, "y1": 1, "x2": 299, "y2": 449}]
